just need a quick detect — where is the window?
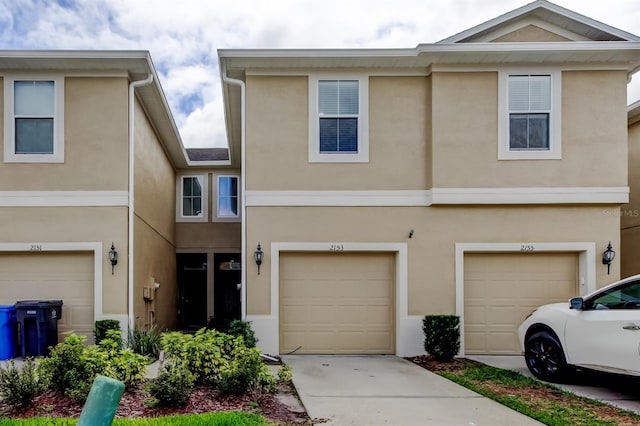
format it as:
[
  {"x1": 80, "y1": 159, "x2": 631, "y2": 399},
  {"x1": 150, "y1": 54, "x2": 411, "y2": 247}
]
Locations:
[
  {"x1": 215, "y1": 175, "x2": 240, "y2": 221},
  {"x1": 4, "y1": 75, "x2": 64, "y2": 163},
  {"x1": 590, "y1": 281, "x2": 640, "y2": 310},
  {"x1": 177, "y1": 175, "x2": 208, "y2": 222},
  {"x1": 498, "y1": 70, "x2": 561, "y2": 160},
  {"x1": 309, "y1": 75, "x2": 368, "y2": 163}
]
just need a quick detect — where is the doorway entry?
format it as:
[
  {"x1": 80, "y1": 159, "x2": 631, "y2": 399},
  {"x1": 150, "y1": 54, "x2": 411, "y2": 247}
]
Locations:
[
  {"x1": 212, "y1": 253, "x2": 241, "y2": 330},
  {"x1": 177, "y1": 253, "x2": 208, "y2": 330}
]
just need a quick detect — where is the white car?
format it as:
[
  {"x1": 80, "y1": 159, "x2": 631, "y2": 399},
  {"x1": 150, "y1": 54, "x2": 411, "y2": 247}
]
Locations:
[{"x1": 518, "y1": 274, "x2": 640, "y2": 382}]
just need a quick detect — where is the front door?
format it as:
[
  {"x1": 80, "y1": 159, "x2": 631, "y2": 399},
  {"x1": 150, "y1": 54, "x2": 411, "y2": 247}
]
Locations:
[
  {"x1": 213, "y1": 253, "x2": 241, "y2": 330},
  {"x1": 177, "y1": 253, "x2": 208, "y2": 330}
]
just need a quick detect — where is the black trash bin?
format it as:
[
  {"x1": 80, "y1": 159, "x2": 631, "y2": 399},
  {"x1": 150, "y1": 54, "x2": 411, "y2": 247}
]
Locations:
[{"x1": 15, "y1": 300, "x2": 63, "y2": 357}]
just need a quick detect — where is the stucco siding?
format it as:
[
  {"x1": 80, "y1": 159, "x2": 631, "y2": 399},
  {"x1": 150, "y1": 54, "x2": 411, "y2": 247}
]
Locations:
[
  {"x1": 432, "y1": 70, "x2": 627, "y2": 188},
  {"x1": 134, "y1": 215, "x2": 177, "y2": 330},
  {"x1": 245, "y1": 75, "x2": 430, "y2": 191},
  {"x1": 492, "y1": 25, "x2": 572, "y2": 42},
  {"x1": 622, "y1": 119, "x2": 640, "y2": 277},
  {"x1": 0, "y1": 206, "x2": 128, "y2": 315},
  {"x1": 134, "y1": 99, "x2": 176, "y2": 243},
  {"x1": 0, "y1": 77, "x2": 129, "y2": 190},
  {"x1": 246, "y1": 205, "x2": 620, "y2": 316}
]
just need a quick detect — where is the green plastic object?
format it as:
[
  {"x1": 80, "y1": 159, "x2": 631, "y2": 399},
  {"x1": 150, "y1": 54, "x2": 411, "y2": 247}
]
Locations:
[{"x1": 78, "y1": 375, "x2": 125, "y2": 426}]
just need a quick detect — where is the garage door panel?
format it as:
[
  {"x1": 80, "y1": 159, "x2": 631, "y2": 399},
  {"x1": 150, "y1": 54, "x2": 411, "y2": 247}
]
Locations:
[
  {"x1": 464, "y1": 252, "x2": 578, "y2": 355},
  {"x1": 0, "y1": 252, "x2": 95, "y2": 344},
  {"x1": 280, "y1": 252, "x2": 395, "y2": 354}
]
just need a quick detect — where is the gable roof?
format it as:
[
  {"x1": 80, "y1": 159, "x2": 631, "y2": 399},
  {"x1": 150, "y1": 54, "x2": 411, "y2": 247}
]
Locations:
[
  {"x1": 186, "y1": 148, "x2": 229, "y2": 162},
  {"x1": 439, "y1": 0, "x2": 640, "y2": 44}
]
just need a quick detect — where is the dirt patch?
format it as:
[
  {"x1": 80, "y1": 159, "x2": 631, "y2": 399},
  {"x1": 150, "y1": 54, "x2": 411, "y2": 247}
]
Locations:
[{"x1": 0, "y1": 382, "x2": 311, "y2": 425}]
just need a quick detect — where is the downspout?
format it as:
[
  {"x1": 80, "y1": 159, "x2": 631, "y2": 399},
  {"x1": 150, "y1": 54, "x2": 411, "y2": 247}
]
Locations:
[
  {"x1": 221, "y1": 61, "x2": 247, "y2": 320},
  {"x1": 128, "y1": 73, "x2": 154, "y2": 331}
]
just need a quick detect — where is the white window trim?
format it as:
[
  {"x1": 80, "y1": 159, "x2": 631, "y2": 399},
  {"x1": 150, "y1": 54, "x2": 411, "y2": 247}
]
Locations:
[
  {"x1": 176, "y1": 174, "x2": 208, "y2": 222},
  {"x1": 498, "y1": 69, "x2": 561, "y2": 160},
  {"x1": 3, "y1": 74, "x2": 65, "y2": 163},
  {"x1": 308, "y1": 74, "x2": 369, "y2": 163},
  {"x1": 213, "y1": 175, "x2": 241, "y2": 222}
]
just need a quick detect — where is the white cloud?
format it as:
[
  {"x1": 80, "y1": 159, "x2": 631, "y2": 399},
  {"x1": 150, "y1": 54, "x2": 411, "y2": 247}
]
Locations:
[{"x1": 0, "y1": 0, "x2": 638, "y2": 147}]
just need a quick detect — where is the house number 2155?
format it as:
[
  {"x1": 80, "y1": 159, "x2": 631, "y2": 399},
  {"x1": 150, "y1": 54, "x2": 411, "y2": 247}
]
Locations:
[{"x1": 520, "y1": 245, "x2": 534, "y2": 252}]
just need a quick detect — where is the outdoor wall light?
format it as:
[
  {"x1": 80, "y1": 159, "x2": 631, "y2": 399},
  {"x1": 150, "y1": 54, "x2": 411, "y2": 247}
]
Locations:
[
  {"x1": 254, "y1": 242, "x2": 264, "y2": 275},
  {"x1": 108, "y1": 242, "x2": 118, "y2": 275},
  {"x1": 602, "y1": 241, "x2": 615, "y2": 275}
]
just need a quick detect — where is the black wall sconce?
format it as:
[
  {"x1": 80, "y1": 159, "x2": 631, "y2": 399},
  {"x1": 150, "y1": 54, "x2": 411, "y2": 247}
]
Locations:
[
  {"x1": 254, "y1": 242, "x2": 264, "y2": 275},
  {"x1": 602, "y1": 241, "x2": 615, "y2": 275},
  {"x1": 108, "y1": 242, "x2": 118, "y2": 275}
]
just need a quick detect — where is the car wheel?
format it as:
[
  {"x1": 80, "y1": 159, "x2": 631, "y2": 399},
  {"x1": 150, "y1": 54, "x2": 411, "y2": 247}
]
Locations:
[{"x1": 524, "y1": 331, "x2": 570, "y2": 382}]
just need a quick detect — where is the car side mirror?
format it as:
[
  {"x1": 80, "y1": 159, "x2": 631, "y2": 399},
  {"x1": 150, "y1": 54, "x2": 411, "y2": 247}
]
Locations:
[{"x1": 570, "y1": 297, "x2": 584, "y2": 310}]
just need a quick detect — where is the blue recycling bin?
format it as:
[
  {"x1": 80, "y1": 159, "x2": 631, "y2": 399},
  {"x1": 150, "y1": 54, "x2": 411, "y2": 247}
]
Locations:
[
  {"x1": 0, "y1": 305, "x2": 17, "y2": 360},
  {"x1": 15, "y1": 300, "x2": 63, "y2": 358}
]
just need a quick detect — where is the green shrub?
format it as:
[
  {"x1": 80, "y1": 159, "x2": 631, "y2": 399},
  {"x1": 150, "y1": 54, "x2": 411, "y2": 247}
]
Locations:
[
  {"x1": 277, "y1": 364, "x2": 292, "y2": 384},
  {"x1": 128, "y1": 325, "x2": 162, "y2": 359},
  {"x1": 422, "y1": 315, "x2": 460, "y2": 362},
  {"x1": 160, "y1": 328, "x2": 237, "y2": 386},
  {"x1": 38, "y1": 332, "x2": 148, "y2": 399},
  {"x1": 227, "y1": 320, "x2": 257, "y2": 348},
  {"x1": 217, "y1": 344, "x2": 275, "y2": 394},
  {"x1": 147, "y1": 362, "x2": 194, "y2": 407},
  {"x1": 94, "y1": 319, "x2": 121, "y2": 345},
  {"x1": 160, "y1": 328, "x2": 275, "y2": 394},
  {"x1": 0, "y1": 358, "x2": 45, "y2": 408}
]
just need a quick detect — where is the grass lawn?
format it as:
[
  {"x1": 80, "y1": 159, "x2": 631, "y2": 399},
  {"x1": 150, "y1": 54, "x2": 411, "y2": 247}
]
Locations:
[
  {"x1": 0, "y1": 411, "x2": 269, "y2": 426},
  {"x1": 422, "y1": 358, "x2": 640, "y2": 426}
]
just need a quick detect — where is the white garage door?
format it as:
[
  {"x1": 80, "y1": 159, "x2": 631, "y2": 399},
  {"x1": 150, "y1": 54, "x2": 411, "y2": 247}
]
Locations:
[
  {"x1": 464, "y1": 252, "x2": 578, "y2": 354},
  {"x1": 0, "y1": 252, "x2": 95, "y2": 344},
  {"x1": 280, "y1": 252, "x2": 395, "y2": 354}
]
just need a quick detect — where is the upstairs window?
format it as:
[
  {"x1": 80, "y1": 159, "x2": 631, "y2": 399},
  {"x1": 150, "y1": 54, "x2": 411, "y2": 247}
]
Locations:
[
  {"x1": 215, "y1": 175, "x2": 240, "y2": 221},
  {"x1": 309, "y1": 75, "x2": 368, "y2": 163},
  {"x1": 508, "y1": 75, "x2": 550, "y2": 150},
  {"x1": 498, "y1": 70, "x2": 561, "y2": 160},
  {"x1": 182, "y1": 176, "x2": 203, "y2": 217},
  {"x1": 4, "y1": 76, "x2": 64, "y2": 163},
  {"x1": 177, "y1": 175, "x2": 208, "y2": 222}
]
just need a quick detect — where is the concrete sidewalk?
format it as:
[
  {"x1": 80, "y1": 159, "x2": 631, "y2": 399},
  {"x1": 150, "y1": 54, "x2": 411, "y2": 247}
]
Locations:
[{"x1": 283, "y1": 355, "x2": 543, "y2": 426}]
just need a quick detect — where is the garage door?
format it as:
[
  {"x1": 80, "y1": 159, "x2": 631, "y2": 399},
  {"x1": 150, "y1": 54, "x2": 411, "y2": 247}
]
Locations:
[
  {"x1": 280, "y1": 252, "x2": 395, "y2": 354},
  {"x1": 0, "y1": 252, "x2": 95, "y2": 344},
  {"x1": 464, "y1": 252, "x2": 578, "y2": 354}
]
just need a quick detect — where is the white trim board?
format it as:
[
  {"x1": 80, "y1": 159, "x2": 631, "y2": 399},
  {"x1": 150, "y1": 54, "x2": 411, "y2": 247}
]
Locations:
[
  {"x1": 0, "y1": 191, "x2": 129, "y2": 207},
  {"x1": 245, "y1": 187, "x2": 628, "y2": 207},
  {"x1": 246, "y1": 242, "x2": 423, "y2": 356},
  {"x1": 454, "y1": 242, "x2": 596, "y2": 355},
  {"x1": 0, "y1": 242, "x2": 104, "y2": 321}
]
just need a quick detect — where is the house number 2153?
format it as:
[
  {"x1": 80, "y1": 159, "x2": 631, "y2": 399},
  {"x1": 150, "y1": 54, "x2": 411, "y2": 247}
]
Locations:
[{"x1": 329, "y1": 244, "x2": 344, "y2": 252}]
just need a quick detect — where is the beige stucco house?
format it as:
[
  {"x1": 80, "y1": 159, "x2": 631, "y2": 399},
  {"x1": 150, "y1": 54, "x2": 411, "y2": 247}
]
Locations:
[
  {"x1": 0, "y1": 52, "x2": 241, "y2": 343},
  {"x1": 219, "y1": 0, "x2": 640, "y2": 357},
  {"x1": 622, "y1": 101, "x2": 640, "y2": 277},
  {"x1": 2, "y1": 0, "x2": 640, "y2": 357}
]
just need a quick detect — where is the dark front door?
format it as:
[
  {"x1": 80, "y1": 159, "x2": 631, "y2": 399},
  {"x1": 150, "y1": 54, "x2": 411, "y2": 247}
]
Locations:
[
  {"x1": 177, "y1": 253, "x2": 208, "y2": 330},
  {"x1": 213, "y1": 253, "x2": 241, "y2": 330}
]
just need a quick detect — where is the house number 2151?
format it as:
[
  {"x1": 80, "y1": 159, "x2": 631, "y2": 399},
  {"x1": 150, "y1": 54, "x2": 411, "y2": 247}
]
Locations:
[{"x1": 30, "y1": 244, "x2": 42, "y2": 251}]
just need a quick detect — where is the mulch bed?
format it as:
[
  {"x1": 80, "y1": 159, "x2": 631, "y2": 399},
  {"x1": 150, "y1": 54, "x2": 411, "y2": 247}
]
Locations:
[{"x1": 0, "y1": 382, "x2": 311, "y2": 424}]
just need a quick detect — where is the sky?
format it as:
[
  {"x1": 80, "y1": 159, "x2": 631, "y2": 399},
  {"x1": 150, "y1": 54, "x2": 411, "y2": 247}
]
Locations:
[{"x1": 0, "y1": 0, "x2": 638, "y2": 148}]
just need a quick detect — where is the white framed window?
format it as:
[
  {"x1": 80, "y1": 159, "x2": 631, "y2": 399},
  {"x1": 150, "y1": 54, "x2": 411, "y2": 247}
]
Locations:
[
  {"x1": 308, "y1": 74, "x2": 369, "y2": 163},
  {"x1": 214, "y1": 175, "x2": 240, "y2": 222},
  {"x1": 498, "y1": 69, "x2": 561, "y2": 160},
  {"x1": 177, "y1": 175, "x2": 208, "y2": 222},
  {"x1": 3, "y1": 75, "x2": 64, "y2": 163}
]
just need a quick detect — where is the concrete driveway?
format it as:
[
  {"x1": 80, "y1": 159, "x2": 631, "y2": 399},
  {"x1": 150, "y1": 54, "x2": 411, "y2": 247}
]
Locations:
[
  {"x1": 283, "y1": 355, "x2": 542, "y2": 426},
  {"x1": 468, "y1": 355, "x2": 640, "y2": 415}
]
